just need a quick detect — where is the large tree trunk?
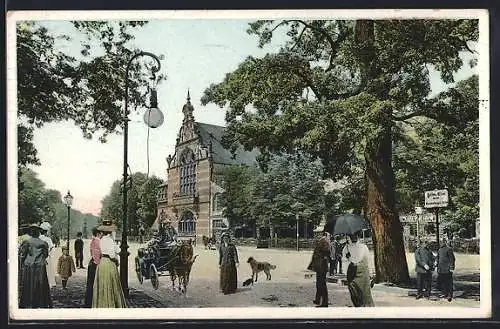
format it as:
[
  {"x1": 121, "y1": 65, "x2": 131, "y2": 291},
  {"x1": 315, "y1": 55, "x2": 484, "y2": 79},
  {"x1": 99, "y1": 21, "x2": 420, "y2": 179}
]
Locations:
[
  {"x1": 356, "y1": 19, "x2": 410, "y2": 283},
  {"x1": 364, "y1": 105, "x2": 410, "y2": 283}
]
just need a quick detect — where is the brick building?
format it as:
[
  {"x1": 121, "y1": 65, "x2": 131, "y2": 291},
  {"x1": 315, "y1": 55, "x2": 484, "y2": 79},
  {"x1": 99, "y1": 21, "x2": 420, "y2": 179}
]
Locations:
[{"x1": 154, "y1": 92, "x2": 258, "y2": 244}]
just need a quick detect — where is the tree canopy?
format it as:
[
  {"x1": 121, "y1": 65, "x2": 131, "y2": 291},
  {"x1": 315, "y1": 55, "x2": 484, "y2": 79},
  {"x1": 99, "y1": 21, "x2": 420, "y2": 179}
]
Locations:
[
  {"x1": 17, "y1": 20, "x2": 164, "y2": 168},
  {"x1": 100, "y1": 172, "x2": 164, "y2": 234},
  {"x1": 18, "y1": 168, "x2": 99, "y2": 239},
  {"x1": 202, "y1": 19, "x2": 479, "y2": 283}
]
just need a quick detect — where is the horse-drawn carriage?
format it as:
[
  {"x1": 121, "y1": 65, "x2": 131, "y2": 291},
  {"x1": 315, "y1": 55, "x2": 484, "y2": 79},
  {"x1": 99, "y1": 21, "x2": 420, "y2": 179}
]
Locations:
[{"x1": 135, "y1": 239, "x2": 198, "y2": 293}]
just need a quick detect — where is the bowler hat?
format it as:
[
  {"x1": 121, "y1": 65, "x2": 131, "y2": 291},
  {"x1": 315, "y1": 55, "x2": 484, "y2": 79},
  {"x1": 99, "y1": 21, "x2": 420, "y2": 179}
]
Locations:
[{"x1": 97, "y1": 219, "x2": 117, "y2": 232}]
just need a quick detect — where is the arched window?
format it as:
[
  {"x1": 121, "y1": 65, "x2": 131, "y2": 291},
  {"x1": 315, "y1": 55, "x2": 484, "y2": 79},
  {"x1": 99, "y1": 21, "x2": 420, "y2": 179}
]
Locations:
[
  {"x1": 178, "y1": 211, "x2": 196, "y2": 234},
  {"x1": 179, "y1": 148, "x2": 196, "y2": 195}
]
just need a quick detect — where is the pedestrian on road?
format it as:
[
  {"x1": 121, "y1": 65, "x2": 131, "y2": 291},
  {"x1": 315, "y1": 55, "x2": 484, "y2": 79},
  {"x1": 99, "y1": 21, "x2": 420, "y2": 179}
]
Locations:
[
  {"x1": 19, "y1": 224, "x2": 53, "y2": 308},
  {"x1": 92, "y1": 220, "x2": 127, "y2": 308},
  {"x1": 334, "y1": 235, "x2": 344, "y2": 275},
  {"x1": 437, "y1": 238, "x2": 455, "y2": 302},
  {"x1": 219, "y1": 232, "x2": 239, "y2": 295},
  {"x1": 342, "y1": 232, "x2": 374, "y2": 307},
  {"x1": 39, "y1": 222, "x2": 57, "y2": 288},
  {"x1": 57, "y1": 246, "x2": 76, "y2": 290},
  {"x1": 74, "y1": 232, "x2": 85, "y2": 269},
  {"x1": 328, "y1": 234, "x2": 336, "y2": 276},
  {"x1": 414, "y1": 238, "x2": 435, "y2": 299},
  {"x1": 85, "y1": 227, "x2": 102, "y2": 307},
  {"x1": 308, "y1": 231, "x2": 330, "y2": 307}
]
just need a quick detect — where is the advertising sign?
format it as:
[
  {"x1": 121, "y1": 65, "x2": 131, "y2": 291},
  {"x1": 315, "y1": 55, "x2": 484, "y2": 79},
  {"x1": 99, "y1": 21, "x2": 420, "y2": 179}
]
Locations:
[{"x1": 424, "y1": 189, "x2": 449, "y2": 208}]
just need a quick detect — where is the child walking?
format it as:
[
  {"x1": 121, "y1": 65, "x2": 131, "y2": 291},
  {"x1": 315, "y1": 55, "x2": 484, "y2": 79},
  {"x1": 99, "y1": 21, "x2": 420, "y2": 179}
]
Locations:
[{"x1": 57, "y1": 246, "x2": 76, "y2": 289}]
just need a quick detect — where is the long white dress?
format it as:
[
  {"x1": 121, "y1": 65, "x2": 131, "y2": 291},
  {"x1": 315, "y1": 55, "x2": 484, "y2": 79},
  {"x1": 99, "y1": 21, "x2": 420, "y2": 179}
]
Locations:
[{"x1": 39, "y1": 234, "x2": 57, "y2": 287}]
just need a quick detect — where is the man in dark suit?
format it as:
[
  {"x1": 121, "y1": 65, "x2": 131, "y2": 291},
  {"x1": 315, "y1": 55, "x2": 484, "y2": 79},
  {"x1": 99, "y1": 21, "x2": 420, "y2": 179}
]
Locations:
[
  {"x1": 74, "y1": 232, "x2": 84, "y2": 269},
  {"x1": 308, "y1": 232, "x2": 331, "y2": 307},
  {"x1": 437, "y1": 238, "x2": 455, "y2": 302},
  {"x1": 414, "y1": 239, "x2": 434, "y2": 299}
]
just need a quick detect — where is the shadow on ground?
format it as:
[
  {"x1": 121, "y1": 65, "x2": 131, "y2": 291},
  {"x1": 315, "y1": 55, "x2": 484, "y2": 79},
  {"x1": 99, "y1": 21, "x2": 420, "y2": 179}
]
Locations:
[{"x1": 379, "y1": 271, "x2": 480, "y2": 301}]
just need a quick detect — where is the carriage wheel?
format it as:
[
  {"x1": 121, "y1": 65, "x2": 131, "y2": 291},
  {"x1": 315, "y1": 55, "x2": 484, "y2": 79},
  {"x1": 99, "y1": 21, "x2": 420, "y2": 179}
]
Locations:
[
  {"x1": 135, "y1": 257, "x2": 143, "y2": 284},
  {"x1": 150, "y1": 264, "x2": 159, "y2": 290}
]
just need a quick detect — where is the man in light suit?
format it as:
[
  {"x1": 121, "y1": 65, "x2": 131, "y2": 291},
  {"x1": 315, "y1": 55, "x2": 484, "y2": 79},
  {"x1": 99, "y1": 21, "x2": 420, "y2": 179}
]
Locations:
[{"x1": 437, "y1": 238, "x2": 455, "y2": 302}]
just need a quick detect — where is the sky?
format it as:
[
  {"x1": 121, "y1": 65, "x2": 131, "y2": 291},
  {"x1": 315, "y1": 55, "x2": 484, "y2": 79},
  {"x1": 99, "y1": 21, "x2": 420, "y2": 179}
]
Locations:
[{"x1": 19, "y1": 15, "x2": 478, "y2": 216}]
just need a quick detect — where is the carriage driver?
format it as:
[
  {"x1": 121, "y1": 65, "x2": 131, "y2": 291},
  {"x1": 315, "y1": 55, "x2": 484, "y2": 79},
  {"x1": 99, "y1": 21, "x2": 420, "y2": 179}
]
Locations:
[{"x1": 160, "y1": 218, "x2": 178, "y2": 246}]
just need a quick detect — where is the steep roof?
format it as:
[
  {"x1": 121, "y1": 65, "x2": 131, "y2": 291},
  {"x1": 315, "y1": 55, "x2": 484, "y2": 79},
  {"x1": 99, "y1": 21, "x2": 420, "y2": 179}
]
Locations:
[{"x1": 195, "y1": 122, "x2": 259, "y2": 167}]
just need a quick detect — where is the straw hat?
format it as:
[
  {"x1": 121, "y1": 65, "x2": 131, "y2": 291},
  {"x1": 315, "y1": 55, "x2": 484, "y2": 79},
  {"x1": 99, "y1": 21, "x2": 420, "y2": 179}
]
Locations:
[
  {"x1": 40, "y1": 221, "x2": 51, "y2": 231},
  {"x1": 97, "y1": 219, "x2": 117, "y2": 232}
]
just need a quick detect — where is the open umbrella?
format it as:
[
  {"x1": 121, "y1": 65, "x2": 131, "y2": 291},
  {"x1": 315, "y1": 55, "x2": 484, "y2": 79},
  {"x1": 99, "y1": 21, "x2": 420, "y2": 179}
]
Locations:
[{"x1": 333, "y1": 213, "x2": 370, "y2": 235}]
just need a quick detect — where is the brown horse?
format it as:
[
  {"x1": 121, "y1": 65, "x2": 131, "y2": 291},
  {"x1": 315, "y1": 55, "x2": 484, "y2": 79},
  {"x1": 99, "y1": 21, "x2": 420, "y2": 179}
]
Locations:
[{"x1": 169, "y1": 240, "x2": 198, "y2": 296}]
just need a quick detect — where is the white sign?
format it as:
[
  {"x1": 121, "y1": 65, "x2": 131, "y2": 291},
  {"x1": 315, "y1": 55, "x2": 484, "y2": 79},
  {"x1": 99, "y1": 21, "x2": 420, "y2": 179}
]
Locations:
[{"x1": 424, "y1": 189, "x2": 449, "y2": 208}]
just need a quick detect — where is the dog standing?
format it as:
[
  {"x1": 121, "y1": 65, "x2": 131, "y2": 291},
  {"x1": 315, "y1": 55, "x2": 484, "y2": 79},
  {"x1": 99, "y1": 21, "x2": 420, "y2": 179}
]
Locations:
[{"x1": 247, "y1": 257, "x2": 276, "y2": 284}]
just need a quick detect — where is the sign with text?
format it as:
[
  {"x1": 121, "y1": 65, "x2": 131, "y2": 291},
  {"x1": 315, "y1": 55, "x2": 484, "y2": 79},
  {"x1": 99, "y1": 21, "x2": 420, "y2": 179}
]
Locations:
[{"x1": 424, "y1": 189, "x2": 449, "y2": 208}]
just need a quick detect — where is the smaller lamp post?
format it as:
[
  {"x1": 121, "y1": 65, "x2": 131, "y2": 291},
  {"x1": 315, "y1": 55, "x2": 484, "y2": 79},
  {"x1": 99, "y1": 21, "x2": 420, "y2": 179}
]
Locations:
[
  {"x1": 415, "y1": 206, "x2": 423, "y2": 240},
  {"x1": 63, "y1": 191, "x2": 74, "y2": 250}
]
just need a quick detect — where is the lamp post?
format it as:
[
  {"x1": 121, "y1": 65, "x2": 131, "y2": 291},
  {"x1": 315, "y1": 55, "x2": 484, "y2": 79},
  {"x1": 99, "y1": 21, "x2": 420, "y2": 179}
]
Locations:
[
  {"x1": 121, "y1": 52, "x2": 162, "y2": 298},
  {"x1": 415, "y1": 206, "x2": 423, "y2": 240},
  {"x1": 296, "y1": 213, "x2": 299, "y2": 252},
  {"x1": 63, "y1": 191, "x2": 73, "y2": 250}
]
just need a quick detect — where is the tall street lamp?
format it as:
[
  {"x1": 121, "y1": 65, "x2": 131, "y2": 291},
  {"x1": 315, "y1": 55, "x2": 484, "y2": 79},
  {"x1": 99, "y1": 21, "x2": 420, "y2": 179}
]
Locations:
[
  {"x1": 121, "y1": 52, "x2": 162, "y2": 297},
  {"x1": 63, "y1": 191, "x2": 73, "y2": 250}
]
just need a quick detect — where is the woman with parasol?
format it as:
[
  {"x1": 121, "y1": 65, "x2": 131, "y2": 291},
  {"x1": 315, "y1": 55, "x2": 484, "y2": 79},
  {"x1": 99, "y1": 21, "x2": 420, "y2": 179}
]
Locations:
[{"x1": 334, "y1": 213, "x2": 375, "y2": 307}]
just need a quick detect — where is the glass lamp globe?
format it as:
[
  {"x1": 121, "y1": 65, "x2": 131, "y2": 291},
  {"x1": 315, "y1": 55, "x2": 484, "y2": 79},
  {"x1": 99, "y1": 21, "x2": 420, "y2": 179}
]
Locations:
[
  {"x1": 144, "y1": 107, "x2": 164, "y2": 128},
  {"x1": 63, "y1": 190, "x2": 73, "y2": 207}
]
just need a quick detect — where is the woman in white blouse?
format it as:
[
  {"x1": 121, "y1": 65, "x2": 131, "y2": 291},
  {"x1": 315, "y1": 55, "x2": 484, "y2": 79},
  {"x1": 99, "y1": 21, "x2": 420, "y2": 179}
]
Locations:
[
  {"x1": 342, "y1": 232, "x2": 374, "y2": 307},
  {"x1": 92, "y1": 220, "x2": 127, "y2": 308}
]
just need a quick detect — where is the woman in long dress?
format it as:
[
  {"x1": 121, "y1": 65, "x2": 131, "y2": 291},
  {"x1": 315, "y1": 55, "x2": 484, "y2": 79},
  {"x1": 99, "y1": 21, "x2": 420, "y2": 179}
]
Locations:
[
  {"x1": 19, "y1": 224, "x2": 52, "y2": 308},
  {"x1": 342, "y1": 232, "x2": 375, "y2": 307},
  {"x1": 92, "y1": 220, "x2": 127, "y2": 308},
  {"x1": 39, "y1": 222, "x2": 57, "y2": 288},
  {"x1": 85, "y1": 227, "x2": 102, "y2": 307},
  {"x1": 218, "y1": 233, "x2": 239, "y2": 295}
]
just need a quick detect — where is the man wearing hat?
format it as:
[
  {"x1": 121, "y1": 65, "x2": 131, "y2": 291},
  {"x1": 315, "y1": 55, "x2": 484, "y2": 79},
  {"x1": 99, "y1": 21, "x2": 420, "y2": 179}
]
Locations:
[
  {"x1": 437, "y1": 237, "x2": 456, "y2": 302},
  {"x1": 19, "y1": 224, "x2": 52, "y2": 308},
  {"x1": 160, "y1": 218, "x2": 178, "y2": 246},
  {"x1": 414, "y1": 238, "x2": 435, "y2": 299}
]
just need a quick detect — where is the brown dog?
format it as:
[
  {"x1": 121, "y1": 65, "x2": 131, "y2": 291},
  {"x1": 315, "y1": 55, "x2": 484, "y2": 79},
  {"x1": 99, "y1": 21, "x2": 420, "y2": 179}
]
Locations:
[{"x1": 247, "y1": 257, "x2": 276, "y2": 284}]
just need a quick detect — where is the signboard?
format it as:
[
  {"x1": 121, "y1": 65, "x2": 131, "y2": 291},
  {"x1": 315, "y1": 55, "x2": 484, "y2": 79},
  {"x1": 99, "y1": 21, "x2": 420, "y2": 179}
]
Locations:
[{"x1": 424, "y1": 189, "x2": 449, "y2": 208}]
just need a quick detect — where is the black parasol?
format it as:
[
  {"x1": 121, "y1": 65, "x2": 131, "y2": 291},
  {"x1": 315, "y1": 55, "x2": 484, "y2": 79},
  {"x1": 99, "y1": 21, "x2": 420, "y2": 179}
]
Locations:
[{"x1": 333, "y1": 213, "x2": 370, "y2": 235}]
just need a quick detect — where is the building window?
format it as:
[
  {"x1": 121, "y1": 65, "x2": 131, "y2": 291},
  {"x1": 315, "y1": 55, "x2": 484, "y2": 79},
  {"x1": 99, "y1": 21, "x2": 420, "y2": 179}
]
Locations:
[
  {"x1": 212, "y1": 219, "x2": 228, "y2": 230},
  {"x1": 179, "y1": 148, "x2": 196, "y2": 195},
  {"x1": 179, "y1": 211, "x2": 196, "y2": 234}
]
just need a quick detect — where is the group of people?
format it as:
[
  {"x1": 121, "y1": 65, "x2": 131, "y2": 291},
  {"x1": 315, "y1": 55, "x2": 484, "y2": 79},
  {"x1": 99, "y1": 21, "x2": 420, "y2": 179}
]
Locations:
[
  {"x1": 18, "y1": 219, "x2": 128, "y2": 308},
  {"x1": 414, "y1": 238, "x2": 456, "y2": 301},
  {"x1": 309, "y1": 231, "x2": 374, "y2": 308},
  {"x1": 18, "y1": 221, "x2": 80, "y2": 308}
]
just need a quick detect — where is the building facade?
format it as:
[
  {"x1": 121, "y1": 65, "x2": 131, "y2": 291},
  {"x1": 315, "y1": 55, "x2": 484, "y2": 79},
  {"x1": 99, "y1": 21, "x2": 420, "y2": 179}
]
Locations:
[{"x1": 155, "y1": 92, "x2": 259, "y2": 244}]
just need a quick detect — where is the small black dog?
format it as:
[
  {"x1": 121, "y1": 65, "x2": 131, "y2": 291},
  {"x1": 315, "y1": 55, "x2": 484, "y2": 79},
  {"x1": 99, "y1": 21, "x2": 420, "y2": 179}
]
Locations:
[{"x1": 242, "y1": 278, "x2": 253, "y2": 287}]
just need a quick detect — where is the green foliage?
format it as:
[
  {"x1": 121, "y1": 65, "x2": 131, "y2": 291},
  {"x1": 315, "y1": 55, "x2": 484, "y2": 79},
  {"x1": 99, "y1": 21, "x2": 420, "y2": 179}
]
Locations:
[
  {"x1": 219, "y1": 154, "x2": 326, "y2": 232},
  {"x1": 202, "y1": 19, "x2": 478, "y2": 282},
  {"x1": 18, "y1": 168, "x2": 99, "y2": 237},
  {"x1": 99, "y1": 172, "x2": 164, "y2": 234},
  {"x1": 17, "y1": 20, "x2": 165, "y2": 168}
]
